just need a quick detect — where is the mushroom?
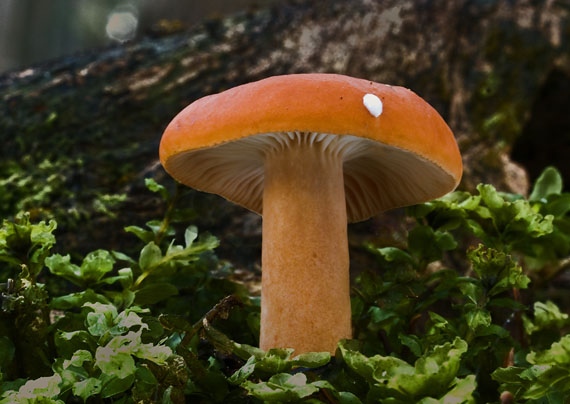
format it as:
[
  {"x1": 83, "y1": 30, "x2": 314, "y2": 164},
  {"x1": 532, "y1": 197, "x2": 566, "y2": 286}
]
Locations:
[{"x1": 159, "y1": 74, "x2": 462, "y2": 354}]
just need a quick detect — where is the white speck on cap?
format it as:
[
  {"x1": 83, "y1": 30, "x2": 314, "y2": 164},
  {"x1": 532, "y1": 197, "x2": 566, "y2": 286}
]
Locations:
[{"x1": 363, "y1": 93, "x2": 383, "y2": 117}]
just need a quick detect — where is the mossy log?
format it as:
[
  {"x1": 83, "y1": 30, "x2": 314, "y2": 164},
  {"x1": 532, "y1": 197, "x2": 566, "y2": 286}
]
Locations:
[{"x1": 1, "y1": 0, "x2": 569, "y2": 267}]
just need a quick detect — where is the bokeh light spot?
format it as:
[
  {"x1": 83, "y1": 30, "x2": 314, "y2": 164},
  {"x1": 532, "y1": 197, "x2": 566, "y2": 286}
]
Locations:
[{"x1": 105, "y1": 8, "x2": 138, "y2": 42}]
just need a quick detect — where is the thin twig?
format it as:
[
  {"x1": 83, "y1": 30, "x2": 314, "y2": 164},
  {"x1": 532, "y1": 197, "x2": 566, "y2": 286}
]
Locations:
[{"x1": 181, "y1": 295, "x2": 243, "y2": 347}]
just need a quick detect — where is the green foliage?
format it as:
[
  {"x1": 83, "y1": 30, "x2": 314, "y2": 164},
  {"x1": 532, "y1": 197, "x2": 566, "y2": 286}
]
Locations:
[
  {"x1": 338, "y1": 337, "x2": 472, "y2": 403},
  {"x1": 0, "y1": 157, "x2": 79, "y2": 222},
  {"x1": 0, "y1": 211, "x2": 56, "y2": 280},
  {"x1": 0, "y1": 167, "x2": 569, "y2": 403},
  {"x1": 529, "y1": 166, "x2": 563, "y2": 202},
  {"x1": 492, "y1": 334, "x2": 570, "y2": 401},
  {"x1": 242, "y1": 373, "x2": 334, "y2": 402},
  {"x1": 408, "y1": 182, "x2": 554, "y2": 254}
]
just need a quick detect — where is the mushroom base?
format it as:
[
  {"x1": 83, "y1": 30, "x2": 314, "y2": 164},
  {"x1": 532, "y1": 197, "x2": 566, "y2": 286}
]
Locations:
[{"x1": 260, "y1": 143, "x2": 351, "y2": 354}]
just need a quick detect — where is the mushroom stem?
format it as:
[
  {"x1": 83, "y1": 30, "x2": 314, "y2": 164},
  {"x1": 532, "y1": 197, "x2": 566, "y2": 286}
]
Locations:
[{"x1": 260, "y1": 142, "x2": 352, "y2": 354}]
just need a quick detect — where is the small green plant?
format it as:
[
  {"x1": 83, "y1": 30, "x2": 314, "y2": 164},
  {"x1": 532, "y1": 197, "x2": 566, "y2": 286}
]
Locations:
[{"x1": 0, "y1": 167, "x2": 569, "y2": 403}]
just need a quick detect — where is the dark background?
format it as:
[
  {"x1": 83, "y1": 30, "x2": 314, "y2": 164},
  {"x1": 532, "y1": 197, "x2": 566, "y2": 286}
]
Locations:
[{"x1": 0, "y1": 0, "x2": 277, "y2": 73}]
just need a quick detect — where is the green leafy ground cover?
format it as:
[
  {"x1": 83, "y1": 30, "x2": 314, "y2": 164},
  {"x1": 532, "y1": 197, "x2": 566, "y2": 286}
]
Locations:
[{"x1": 0, "y1": 167, "x2": 569, "y2": 403}]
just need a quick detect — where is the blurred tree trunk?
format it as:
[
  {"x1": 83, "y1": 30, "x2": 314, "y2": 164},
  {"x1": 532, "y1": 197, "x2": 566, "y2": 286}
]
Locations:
[{"x1": 0, "y1": 0, "x2": 569, "y2": 267}]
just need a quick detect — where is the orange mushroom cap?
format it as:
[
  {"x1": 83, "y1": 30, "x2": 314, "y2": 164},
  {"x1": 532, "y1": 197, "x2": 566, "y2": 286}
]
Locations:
[{"x1": 160, "y1": 73, "x2": 462, "y2": 222}]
